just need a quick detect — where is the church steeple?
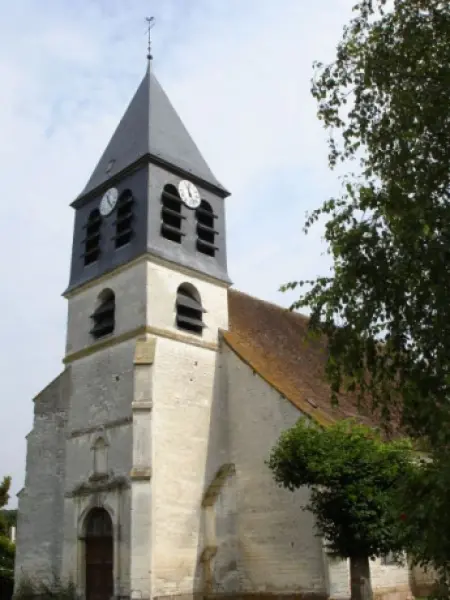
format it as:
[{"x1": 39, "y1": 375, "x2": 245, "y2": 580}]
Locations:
[
  {"x1": 67, "y1": 62, "x2": 231, "y2": 293},
  {"x1": 75, "y1": 68, "x2": 228, "y2": 202}
]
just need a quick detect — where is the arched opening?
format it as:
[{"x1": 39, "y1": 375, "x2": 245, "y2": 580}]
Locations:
[
  {"x1": 83, "y1": 209, "x2": 102, "y2": 266},
  {"x1": 114, "y1": 189, "x2": 134, "y2": 248},
  {"x1": 196, "y1": 200, "x2": 217, "y2": 257},
  {"x1": 161, "y1": 184, "x2": 185, "y2": 243},
  {"x1": 90, "y1": 289, "x2": 115, "y2": 339},
  {"x1": 84, "y1": 507, "x2": 113, "y2": 600},
  {"x1": 176, "y1": 283, "x2": 205, "y2": 335}
]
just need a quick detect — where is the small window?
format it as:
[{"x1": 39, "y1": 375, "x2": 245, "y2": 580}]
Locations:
[
  {"x1": 176, "y1": 283, "x2": 205, "y2": 335},
  {"x1": 92, "y1": 437, "x2": 108, "y2": 475},
  {"x1": 83, "y1": 209, "x2": 102, "y2": 266},
  {"x1": 115, "y1": 190, "x2": 134, "y2": 248},
  {"x1": 90, "y1": 289, "x2": 115, "y2": 339},
  {"x1": 196, "y1": 200, "x2": 217, "y2": 257},
  {"x1": 161, "y1": 184, "x2": 185, "y2": 243}
]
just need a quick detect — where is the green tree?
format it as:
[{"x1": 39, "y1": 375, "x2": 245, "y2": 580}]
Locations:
[
  {"x1": 0, "y1": 477, "x2": 15, "y2": 586},
  {"x1": 283, "y1": 0, "x2": 450, "y2": 587},
  {"x1": 0, "y1": 510, "x2": 17, "y2": 533},
  {"x1": 285, "y1": 0, "x2": 450, "y2": 440},
  {"x1": 267, "y1": 420, "x2": 414, "y2": 600}
]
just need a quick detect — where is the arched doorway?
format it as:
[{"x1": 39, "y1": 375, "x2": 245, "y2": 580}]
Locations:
[{"x1": 85, "y1": 507, "x2": 113, "y2": 600}]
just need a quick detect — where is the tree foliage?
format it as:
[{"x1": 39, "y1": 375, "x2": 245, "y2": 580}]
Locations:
[
  {"x1": 268, "y1": 419, "x2": 413, "y2": 560},
  {"x1": 283, "y1": 0, "x2": 450, "y2": 444},
  {"x1": 395, "y1": 453, "x2": 450, "y2": 596},
  {"x1": 0, "y1": 477, "x2": 14, "y2": 584},
  {"x1": 0, "y1": 477, "x2": 10, "y2": 516},
  {"x1": 283, "y1": 0, "x2": 450, "y2": 589},
  {"x1": 0, "y1": 511, "x2": 17, "y2": 533}
]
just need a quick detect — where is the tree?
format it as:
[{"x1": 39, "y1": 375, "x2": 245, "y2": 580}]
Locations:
[
  {"x1": 393, "y1": 453, "x2": 450, "y2": 596},
  {"x1": 0, "y1": 511, "x2": 17, "y2": 534},
  {"x1": 0, "y1": 477, "x2": 15, "y2": 592},
  {"x1": 284, "y1": 0, "x2": 450, "y2": 441},
  {"x1": 283, "y1": 1, "x2": 450, "y2": 584},
  {"x1": 267, "y1": 419, "x2": 415, "y2": 600},
  {"x1": 0, "y1": 477, "x2": 10, "y2": 516}
]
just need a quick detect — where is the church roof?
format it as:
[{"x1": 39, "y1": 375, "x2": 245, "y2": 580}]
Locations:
[
  {"x1": 77, "y1": 66, "x2": 228, "y2": 200},
  {"x1": 224, "y1": 289, "x2": 378, "y2": 428}
]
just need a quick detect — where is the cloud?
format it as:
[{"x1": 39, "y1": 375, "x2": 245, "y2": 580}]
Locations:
[{"x1": 0, "y1": 0, "x2": 353, "y2": 503}]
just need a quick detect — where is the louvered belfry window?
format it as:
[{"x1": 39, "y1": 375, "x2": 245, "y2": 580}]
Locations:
[
  {"x1": 161, "y1": 184, "x2": 185, "y2": 243},
  {"x1": 114, "y1": 190, "x2": 134, "y2": 248},
  {"x1": 83, "y1": 209, "x2": 102, "y2": 266},
  {"x1": 196, "y1": 200, "x2": 217, "y2": 257},
  {"x1": 176, "y1": 284, "x2": 205, "y2": 334},
  {"x1": 90, "y1": 289, "x2": 115, "y2": 339}
]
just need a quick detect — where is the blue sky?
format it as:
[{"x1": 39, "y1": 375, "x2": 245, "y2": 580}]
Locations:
[{"x1": 0, "y1": 0, "x2": 353, "y2": 504}]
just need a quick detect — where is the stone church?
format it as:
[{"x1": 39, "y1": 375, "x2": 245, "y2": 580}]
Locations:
[{"x1": 14, "y1": 59, "x2": 416, "y2": 600}]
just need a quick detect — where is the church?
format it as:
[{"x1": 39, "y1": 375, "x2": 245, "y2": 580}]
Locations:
[{"x1": 14, "y1": 55, "x2": 416, "y2": 600}]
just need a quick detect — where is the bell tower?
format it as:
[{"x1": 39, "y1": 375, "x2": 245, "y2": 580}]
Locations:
[
  {"x1": 67, "y1": 63, "x2": 230, "y2": 298},
  {"x1": 58, "y1": 55, "x2": 232, "y2": 599},
  {"x1": 64, "y1": 59, "x2": 231, "y2": 363}
]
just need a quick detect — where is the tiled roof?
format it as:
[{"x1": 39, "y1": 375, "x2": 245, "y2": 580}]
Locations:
[{"x1": 223, "y1": 289, "x2": 376, "y2": 427}]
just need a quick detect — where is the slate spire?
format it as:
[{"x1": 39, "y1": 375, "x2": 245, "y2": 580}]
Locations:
[{"x1": 77, "y1": 65, "x2": 227, "y2": 200}]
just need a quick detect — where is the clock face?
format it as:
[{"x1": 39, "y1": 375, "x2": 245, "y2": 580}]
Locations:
[
  {"x1": 178, "y1": 180, "x2": 201, "y2": 209},
  {"x1": 99, "y1": 187, "x2": 119, "y2": 216}
]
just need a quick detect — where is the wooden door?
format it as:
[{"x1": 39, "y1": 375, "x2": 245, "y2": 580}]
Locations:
[{"x1": 85, "y1": 508, "x2": 113, "y2": 600}]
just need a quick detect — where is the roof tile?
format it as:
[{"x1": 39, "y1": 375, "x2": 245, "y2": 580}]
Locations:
[{"x1": 224, "y1": 289, "x2": 378, "y2": 427}]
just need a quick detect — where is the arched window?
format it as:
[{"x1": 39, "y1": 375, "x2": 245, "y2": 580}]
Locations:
[
  {"x1": 90, "y1": 289, "x2": 115, "y2": 339},
  {"x1": 114, "y1": 189, "x2": 134, "y2": 248},
  {"x1": 176, "y1": 283, "x2": 205, "y2": 334},
  {"x1": 196, "y1": 200, "x2": 217, "y2": 257},
  {"x1": 161, "y1": 184, "x2": 185, "y2": 243},
  {"x1": 83, "y1": 209, "x2": 102, "y2": 266}
]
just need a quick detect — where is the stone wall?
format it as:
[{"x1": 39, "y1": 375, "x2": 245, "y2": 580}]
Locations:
[
  {"x1": 153, "y1": 594, "x2": 328, "y2": 600},
  {"x1": 409, "y1": 563, "x2": 437, "y2": 598},
  {"x1": 370, "y1": 558, "x2": 411, "y2": 600},
  {"x1": 224, "y1": 344, "x2": 327, "y2": 595},
  {"x1": 65, "y1": 260, "x2": 147, "y2": 357},
  {"x1": 14, "y1": 369, "x2": 70, "y2": 586},
  {"x1": 61, "y1": 339, "x2": 136, "y2": 595},
  {"x1": 151, "y1": 338, "x2": 225, "y2": 597},
  {"x1": 144, "y1": 257, "x2": 229, "y2": 598},
  {"x1": 145, "y1": 259, "x2": 229, "y2": 345}
]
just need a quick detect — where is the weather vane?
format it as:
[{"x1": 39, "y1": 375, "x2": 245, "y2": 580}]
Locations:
[{"x1": 146, "y1": 16, "x2": 155, "y2": 61}]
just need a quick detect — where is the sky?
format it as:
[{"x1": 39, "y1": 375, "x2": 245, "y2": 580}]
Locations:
[{"x1": 0, "y1": 0, "x2": 354, "y2": 505}]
